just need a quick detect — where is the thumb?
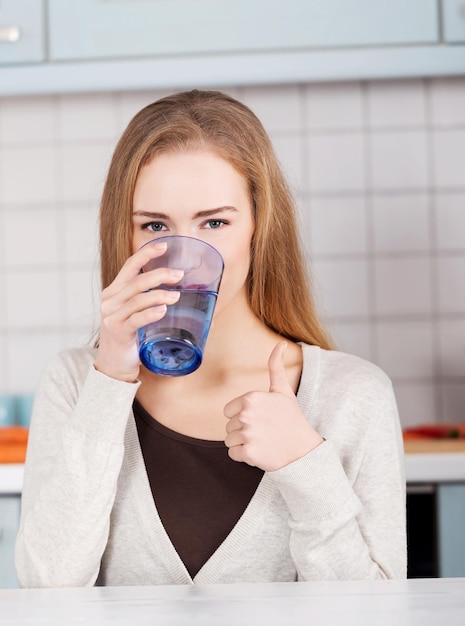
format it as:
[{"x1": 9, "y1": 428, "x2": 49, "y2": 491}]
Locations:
[{"x1": 268, "y1": 342, "x2": 294, "y2": 396}]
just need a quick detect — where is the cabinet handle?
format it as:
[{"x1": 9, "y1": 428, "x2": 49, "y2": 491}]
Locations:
[{"x1": 0, "y1": 26, "x2": 21, "y2": 43}]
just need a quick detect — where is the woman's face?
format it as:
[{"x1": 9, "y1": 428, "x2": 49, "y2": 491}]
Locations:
[{"x1": 132, "y1": 149, "x2": 255, "y2": 317}]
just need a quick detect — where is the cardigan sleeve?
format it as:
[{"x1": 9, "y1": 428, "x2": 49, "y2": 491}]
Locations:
[
  {"x1": 15, "y1": 350, "x2": 140, "y2": 588},
  {"x1": 268, "y1": 375, "x2": 407, "y2": 581}
]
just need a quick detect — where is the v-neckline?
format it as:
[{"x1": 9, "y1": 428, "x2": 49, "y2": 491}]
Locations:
[
  {"x1": 123, "y1": 343, "x2": 320, "y2": 584},
  {"x1": 124, "y1": 413, "x2": 278, "y2": 584}
]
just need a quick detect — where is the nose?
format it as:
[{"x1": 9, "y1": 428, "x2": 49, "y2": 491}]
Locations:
[
  {"x1": 163, "y1": 235, "x2": 201, "y2": 273},
  {"x1": 172, "y1": 228, "x2": 190, "y2": 238}
]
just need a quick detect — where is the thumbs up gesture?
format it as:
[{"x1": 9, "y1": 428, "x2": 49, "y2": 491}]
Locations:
[{"x1": 224, "y1": 342, "x2": 324, "y2": 472}]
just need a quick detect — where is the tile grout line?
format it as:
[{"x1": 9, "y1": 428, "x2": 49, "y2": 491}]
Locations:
[
  {"x1": 0, "y1": 98, "x2": 10, "y2": 391},
  {"x1": 424, "y1": 77, "x2": 444, "y2": 423},
  {"x1": 53, "y1": 93, "x2": 69, "y2": 354},
  {"x1": 361, "y1": 80, "x2": 378, "y2": 365}
]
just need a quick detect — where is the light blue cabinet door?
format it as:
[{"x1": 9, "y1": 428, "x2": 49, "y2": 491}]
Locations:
[
  {"x1": 0, "y1": 0, "x2": 45, "y2": 66},
  {"x1": 48, "y1": 0, "x2": 439, "y2": 62},
  {"x1": 437, "y1": 484, "x2": 465, "y2": 578},
  {"x1": 442, "y1": 0, "x2": 465, "y2": 42},
  {"x1": 0, "y1": 496, "x2": 20, "y2": 589}
]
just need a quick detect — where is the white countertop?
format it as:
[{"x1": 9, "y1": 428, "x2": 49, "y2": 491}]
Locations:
[
  {"x1": 2, "y1": 453, "x2": 465, "y2": 494},
  {"x1": 0, "y1": 464, "x2": 24, "y2": 495},
  {"x1": 405, "y1": 452, "x2": 465, "y2": 483},
  {"x1": 1, "y1": 578, "x2": 465, "y2": 625}
]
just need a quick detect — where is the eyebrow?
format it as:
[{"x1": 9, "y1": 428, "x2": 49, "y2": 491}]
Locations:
[{"x1": 133, "y1": 206, "x2": 238, "y2": 219}]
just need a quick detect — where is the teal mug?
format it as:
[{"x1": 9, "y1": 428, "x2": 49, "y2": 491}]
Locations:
[
  {"x1": 16, "y1": 393, "x2": 35, "y2": 428},
  {"x1": 0, "y1": 394, "x2": 16, "y2": 427}
]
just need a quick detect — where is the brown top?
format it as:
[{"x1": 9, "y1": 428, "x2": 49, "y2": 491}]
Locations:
[{"x1": 133, "y1": 399, "x2": 264, "y2": 578}]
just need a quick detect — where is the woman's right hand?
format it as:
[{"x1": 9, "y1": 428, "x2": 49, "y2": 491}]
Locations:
[{"x1": 94, "y1": 240, "x2": 183, "y2": 382}]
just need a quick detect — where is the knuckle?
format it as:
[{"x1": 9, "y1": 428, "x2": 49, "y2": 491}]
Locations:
[
  {"x1": 239, "y1": 430, "x2": 251, "y2": 445},
  {"x1": 135, "y1": 272, "x2": 152, "y2": 292},
  {"x1": 237, "y1": 411, "x2": 250, "y2": 427},
  {"x1": 101, "y1": 316, "x2": 119, "y2": 334},
  {"x1": 228, "y1": 447, "x2": 241, "y2": 463},
  {"x1": 100, "y1": 301, "x2": 111, "y2": 317},
  {"x1": 241, "y1": 446, "x2": 256, "y2": 467},
  {"x1": 141, "y1": 303, "x2": 164, "y2": 320},
  {"x1": 244, "y1": 391, "x2": 260, "y2": 406},
  {"x1": 241, "y1": 395, "x2": 253, "y2": 411},
  {"x1": 100, "y1": 285, "x2": 118, "y2": 305}
]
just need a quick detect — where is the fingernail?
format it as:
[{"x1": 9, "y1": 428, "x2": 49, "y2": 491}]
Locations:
[
  {"x1": 166, "y1": 291, "x2": 180, "y2": 302},
  {"x1": 169, "y1": 269, "x2": 184, "y2": 279},
  {"x1": 154, "y1": 241, "x2": 168, "y2": 251}
]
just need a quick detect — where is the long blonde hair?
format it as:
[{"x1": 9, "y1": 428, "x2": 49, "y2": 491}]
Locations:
[{"x1": 99, "y1": 89, "x2": 332, "y2": 349}]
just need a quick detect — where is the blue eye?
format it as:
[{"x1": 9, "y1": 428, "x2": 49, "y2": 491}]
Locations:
[
  {"x1": 143, "y1": 222, "x2": 165, "y2": 232},
  {"x1": 205, "y1": 219, "x2": 227, "y2": 229}
]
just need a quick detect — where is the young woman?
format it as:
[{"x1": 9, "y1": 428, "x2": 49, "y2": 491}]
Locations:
[{"x1": 15, "y1": 90, "x2": 406, "y2": 587}]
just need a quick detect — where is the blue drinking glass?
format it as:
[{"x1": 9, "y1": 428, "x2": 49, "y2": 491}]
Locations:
[{"x1": 137, "y1": 236, "x2": 224, "y2": 376}]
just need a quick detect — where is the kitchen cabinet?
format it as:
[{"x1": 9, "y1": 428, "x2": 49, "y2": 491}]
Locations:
[
  {"x1": 0, "y1": 0, "x2": 45, "y2": 65},
  {"x1": 407, "y1": 482, "x2": 465, "y2": 578},
  {"x1": 0, "y1": 0, "x2": 464, "y2": 96},
  {"x1": 47, "y1": 0, "x2": 438, "y2": 62},
  {"x1": 406, "y1": 452, "x2": 465, "y2": 578},
  {"x1": 437, "y1": 484, "x2": 465, "y2": 577},
  {"x1": 0, "y1": 465, "x2": 23, "y2": 589},
  {"x1": 0, "y1": 495, "x2": 20, "y2": 588},
  {"x1": 406, "y1": 485, "x2": 438, "y2": 578},
  {"x1": 442, "y1": 0, "x2": 465, "y2": 43}
]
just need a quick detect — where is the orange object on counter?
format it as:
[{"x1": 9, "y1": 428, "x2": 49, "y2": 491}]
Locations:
[
  {"x1": 0, "y1": 426, "x2": 28, "y2": 463},
  {"x1": 403, "y1": 423, "x2": 465, "y2": 440}
]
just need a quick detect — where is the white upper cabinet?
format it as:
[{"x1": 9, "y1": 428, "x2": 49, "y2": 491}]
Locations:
[
  {"x1": 0, "y1": 0, "x2": 45, "y2": 65},
  {"x1": 47, "y1": 0, "x2": 439, "y2": 61}
]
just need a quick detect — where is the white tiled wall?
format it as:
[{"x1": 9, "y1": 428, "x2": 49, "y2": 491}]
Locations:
[{"x1": 0, "y1": 78, "x2": 464, "y2": 427}]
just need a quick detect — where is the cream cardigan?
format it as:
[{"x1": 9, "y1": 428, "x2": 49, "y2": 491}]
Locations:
[{"x1": 15, "y1": 344, "x2": 407, "y2": 587}]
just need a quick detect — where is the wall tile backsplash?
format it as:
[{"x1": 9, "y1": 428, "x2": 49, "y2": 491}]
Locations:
[{"x1": 0, "y1": 77, "x2": 464, "y2": 427}]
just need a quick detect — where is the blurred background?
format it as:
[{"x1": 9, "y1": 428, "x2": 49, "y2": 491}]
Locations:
[{"x1": 0, "y1": 0, "x2": 464, "y2": 431}]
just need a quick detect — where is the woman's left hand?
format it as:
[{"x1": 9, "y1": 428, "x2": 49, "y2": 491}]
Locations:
[{"x1": 224, "y1": 342, "x2": 324, "y2": 472}]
